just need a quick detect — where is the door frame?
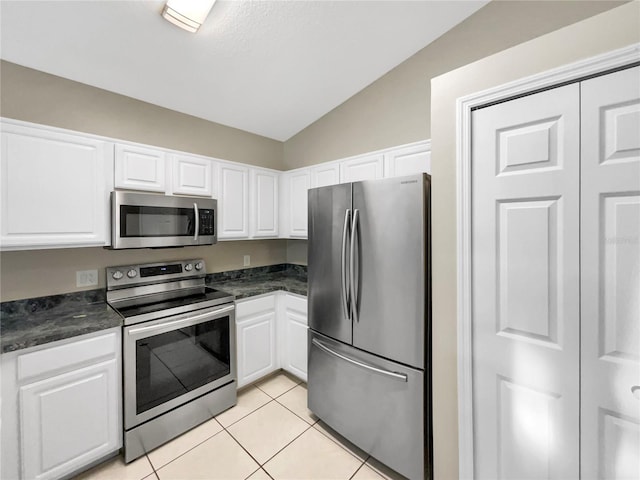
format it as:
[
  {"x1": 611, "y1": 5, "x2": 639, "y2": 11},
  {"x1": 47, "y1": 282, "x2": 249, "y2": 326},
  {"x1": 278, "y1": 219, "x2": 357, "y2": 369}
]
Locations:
[{"x1": 455, "y1": 42, "x2": 640, "y2": 479}]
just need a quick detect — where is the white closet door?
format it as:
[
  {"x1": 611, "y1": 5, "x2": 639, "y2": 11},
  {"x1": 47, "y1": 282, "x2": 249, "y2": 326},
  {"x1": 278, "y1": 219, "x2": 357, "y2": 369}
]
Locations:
[
  {"x1": 471, "y1": 84, "x2": 580, "y2": 479},
  {"x1": 581, "y1": 66, "x2": 640, "y2": 480}
]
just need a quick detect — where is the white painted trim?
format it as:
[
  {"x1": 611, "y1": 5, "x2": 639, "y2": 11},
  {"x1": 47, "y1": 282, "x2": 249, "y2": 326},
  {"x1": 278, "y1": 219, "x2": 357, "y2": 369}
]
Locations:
[{"x1": 455, "y1": 42, "x2": 640, "y2": 480}]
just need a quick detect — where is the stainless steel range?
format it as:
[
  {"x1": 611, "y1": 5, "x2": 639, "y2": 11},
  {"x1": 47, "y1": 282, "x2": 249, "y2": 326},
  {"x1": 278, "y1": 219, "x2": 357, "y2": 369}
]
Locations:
[{"x1": 106, "y1": 259, "x2": 236, "y2": 463}]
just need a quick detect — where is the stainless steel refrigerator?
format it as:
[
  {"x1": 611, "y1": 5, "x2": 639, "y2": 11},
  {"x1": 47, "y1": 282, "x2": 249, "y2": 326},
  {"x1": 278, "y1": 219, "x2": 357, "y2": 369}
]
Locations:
[{"x1": 307, "y1": 173, "x2": 432, "y2": 480}]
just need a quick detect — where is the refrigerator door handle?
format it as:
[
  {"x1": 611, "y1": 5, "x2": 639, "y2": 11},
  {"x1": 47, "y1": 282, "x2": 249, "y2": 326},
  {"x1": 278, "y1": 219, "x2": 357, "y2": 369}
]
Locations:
[
  {"x1": 350, "y1": 209, "x2": 360, "y2": 322},
  {"x1": 341, "y1": 209, "x2": 351, "y2": 320},
  {"x1": 312, "y1": 338, "x2": 408, "y2": 382}
]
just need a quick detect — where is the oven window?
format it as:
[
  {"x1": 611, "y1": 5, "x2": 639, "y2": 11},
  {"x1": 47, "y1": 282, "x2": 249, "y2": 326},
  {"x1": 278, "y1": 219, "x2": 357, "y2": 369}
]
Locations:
[
  {"x1": 121, "y1": 205, "x2": 195, "y2": 237},
  {"x1": 135, "y1": 316, "x2": 230, "y2": 414}
]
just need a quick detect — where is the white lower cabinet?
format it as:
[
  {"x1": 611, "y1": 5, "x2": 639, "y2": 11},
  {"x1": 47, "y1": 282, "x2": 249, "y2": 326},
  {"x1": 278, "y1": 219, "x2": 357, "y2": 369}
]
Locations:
[
  {"x1": 1, "y1": 328, "x2": 122, "y2": 480},
  {"x1": 280, "y1": 294, "x2": 308, "y2": 382},
  {"x1": 236, "y1": 295, "x2": 278, "y2": 388},
  {"x1": 235, "y1": 292, "x2": 308, "y2": 387}
]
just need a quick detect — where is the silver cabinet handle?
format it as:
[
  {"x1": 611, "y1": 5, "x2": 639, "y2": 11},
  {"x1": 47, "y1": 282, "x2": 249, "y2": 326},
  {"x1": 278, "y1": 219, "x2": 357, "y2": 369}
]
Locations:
[
  {"x1": 194, "y1": 203, "x2": 200, "y2": 241},
  {"x1": 128, "y1": 305, "x2": 235, "y2": 336},
  {"x1": 632, "y1": 385, "x2": 640, "y2": 399},
  {"x1": 312, "y1": 338, "x2": 408, "y2": 382},
  {"x1": 341, "y1": 209, "x2": 351, "y2": 320},
  {"x1": 349, "y1": 209, "x2": 360, "y2": 322}
]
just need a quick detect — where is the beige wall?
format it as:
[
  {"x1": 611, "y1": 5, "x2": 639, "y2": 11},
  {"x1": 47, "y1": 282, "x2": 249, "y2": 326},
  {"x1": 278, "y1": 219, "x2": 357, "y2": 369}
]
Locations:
[
  {"x1": 429, "y1": 3, "x2": 640, "y2": 480},
  {"x1": 0, "y1": 240, "x2": 288, "y2": 301},
  {"x1": 0, "y1": 62, "x2": 288, "y2": 302},
  {"x1": 285, "y1": 240, "x2": 308, "y2": 265},
  {"x1": 282, "y1": 0, "x2": 625, "y2": 169},
  {"x1": 0, "y1": 61, "x2": 283, "y2": 169}
]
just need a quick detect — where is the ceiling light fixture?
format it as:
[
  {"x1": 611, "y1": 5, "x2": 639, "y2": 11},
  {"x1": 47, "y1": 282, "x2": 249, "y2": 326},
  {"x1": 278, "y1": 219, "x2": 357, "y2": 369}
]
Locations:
[{"x1": 161, "y1": 0, "x2": 216, "y2": 33}]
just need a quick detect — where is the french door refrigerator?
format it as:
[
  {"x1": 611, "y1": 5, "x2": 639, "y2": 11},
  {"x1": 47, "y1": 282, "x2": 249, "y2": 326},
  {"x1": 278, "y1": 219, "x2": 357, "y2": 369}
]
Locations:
[{"x1": 307, "y1": 173, "x2": 432, "y2": 480}]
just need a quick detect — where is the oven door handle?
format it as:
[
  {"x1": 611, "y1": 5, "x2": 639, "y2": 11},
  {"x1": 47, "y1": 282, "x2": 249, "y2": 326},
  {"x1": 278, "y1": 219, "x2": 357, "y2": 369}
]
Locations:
[{"x1": 127, "y1": 304, "x2": 235, "y2": 336}]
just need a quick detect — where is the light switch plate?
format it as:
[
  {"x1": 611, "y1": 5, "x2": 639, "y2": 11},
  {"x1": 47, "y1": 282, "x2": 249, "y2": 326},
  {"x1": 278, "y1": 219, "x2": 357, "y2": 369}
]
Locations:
[
  {"x1": 243, "y1": 255, "x2": 250, "y2": 267},
  {"x1": 76, "y1": 269, "x2": 98, "y2": 287}
]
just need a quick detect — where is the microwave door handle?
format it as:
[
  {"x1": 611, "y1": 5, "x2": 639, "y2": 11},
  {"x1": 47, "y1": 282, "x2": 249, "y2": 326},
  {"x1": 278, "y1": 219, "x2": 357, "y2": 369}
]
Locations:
[{"x1": 193, "y1": 203, "x2": 199, "y2": 241}]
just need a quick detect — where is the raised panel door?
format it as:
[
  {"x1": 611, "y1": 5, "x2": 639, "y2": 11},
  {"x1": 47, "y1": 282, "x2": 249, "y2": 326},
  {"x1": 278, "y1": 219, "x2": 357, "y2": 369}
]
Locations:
[
  {"x1": 250, "y1": 169, "x2": 278, "y2": 238},
  {"x1": 580, "y1": 66, "x2": 640, "y2": 480},
  {"x1": 20, "y1": 359, "x2": 120, "y2": 480},
  {"x1": 0, "y1": 122, "x2": 112, "y2": 249},
  {"x1": 339, "y1": 153, "x2": 383, "y2": 183},
  {"x1": 114, "y1": 143, "x2": 166, "y2": 192},
  {"x1": 471, "y1": 83, "x2": 580, "y2": 479},
  {"x1": 218, "y1": 163, "x2": 249, "y2": 239},
  {"x1": 384, "y1": 141, "x2": 431, "y2": 177},
  {"x1": 287, "y1": 170, "x2": 311, "y2": 238},
  {"x1": 171, "y1": 154, "x2": 213, "y2": 197},
  {"x1": 236, "y1": 312, "x2": 276, "y2": 388},
  {"x1": 311, "y1": 162, "x2": 340, "y2": 188}
]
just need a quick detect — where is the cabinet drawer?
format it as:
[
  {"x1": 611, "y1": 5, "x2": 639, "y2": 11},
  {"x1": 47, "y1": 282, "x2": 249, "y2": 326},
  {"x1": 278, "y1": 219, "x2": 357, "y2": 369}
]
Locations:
[
  {"x1": 18, "y1": 332, "x2": 118, "y2": 383},
  {"x1": 236, "y1": 295, "x2": 276, "y2": 319}
]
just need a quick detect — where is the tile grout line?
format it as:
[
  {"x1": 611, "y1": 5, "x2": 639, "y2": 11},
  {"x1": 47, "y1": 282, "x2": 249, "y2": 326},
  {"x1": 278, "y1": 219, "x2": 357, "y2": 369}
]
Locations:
[
  {"x1": 219, "y1": 395, "x2": 276, "y2": 429},
  {"x1": 146, "y1": 419, "x2": 228, "y2": 473},
  {"x1": 311, "y1": 423, "x2": 372, "y2": 464},
  {"x1": 348, "y1": 460, "x2": 368, "y2": 480}
]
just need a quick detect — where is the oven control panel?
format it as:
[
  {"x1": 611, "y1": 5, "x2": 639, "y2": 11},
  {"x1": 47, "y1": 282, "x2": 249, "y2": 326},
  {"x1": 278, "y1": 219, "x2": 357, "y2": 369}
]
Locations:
[{"x1": 107, "y1": 259, "x2": 207, "y2": 289}]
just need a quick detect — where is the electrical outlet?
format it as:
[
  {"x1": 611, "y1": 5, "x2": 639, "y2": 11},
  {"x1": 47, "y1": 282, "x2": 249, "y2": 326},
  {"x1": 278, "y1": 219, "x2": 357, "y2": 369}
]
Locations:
[
  {"x1": 243, "y1": 255, "x2": 250, "y2": 267},
  {"x1": 76, "y1": 269, "x2": 98, "y2": 287}
]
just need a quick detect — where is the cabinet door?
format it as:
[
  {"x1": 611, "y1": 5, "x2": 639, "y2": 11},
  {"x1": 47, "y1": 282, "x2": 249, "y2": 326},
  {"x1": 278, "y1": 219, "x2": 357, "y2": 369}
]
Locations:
[
  {"x1": 218, "y1": 163, "x2": 249, "y2": 239},
  {"x1": 0, "y1": 122, "x2": 112, "y2": 249},
  {"x1": 20, "y1": 359, "x2": 120, "y2": 480},
  {"x1": 580, "y1": 66, "x2": 640, "y2": 480},
  {"x1": 384, "y1": 141, "x2": 431, "y2": 177},
  {"x1": 282, "y1": 170, "x2": 311, "y2": 238},
  {"x1": 250, "y1": 169, "x2": 279, "y2": 238},
  {"x1": 115, "y1": 143, "x2": 167, "y2": 192},
  {"x1": 340, "y1": 153, "x2": 383, "y2": 183},
  {"x1": 282, "y1": 295, "x2": 308, "y2": 382},
  {"x1": 171, "y1": 154, "x2": 213, "y2": 197},
  {"x1": 236, "y1": 296, "x2": 277, "y2": 388},
  {"x1": 311, "y1": 162, "x2": 340, "y2": 188}
]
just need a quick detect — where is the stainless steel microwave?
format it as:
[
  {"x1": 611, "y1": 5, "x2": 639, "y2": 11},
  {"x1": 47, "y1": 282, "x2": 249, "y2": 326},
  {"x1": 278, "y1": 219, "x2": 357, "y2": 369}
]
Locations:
[{"x1": 109, "y1": 191, "x2": 217, "y2": 249}]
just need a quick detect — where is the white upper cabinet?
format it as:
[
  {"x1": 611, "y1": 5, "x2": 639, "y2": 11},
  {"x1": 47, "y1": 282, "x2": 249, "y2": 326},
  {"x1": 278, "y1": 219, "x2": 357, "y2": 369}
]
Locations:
[
  {"x1": 114, "y1": 143, "x2": 167, "y2": 192},
  {"x1": 340, "y1": 153, "x2": 384, "y2": 183},
  {"x1": 250, "y1": 168, "x2": 279, "y2": 238},
  {"x1": 218, "y1": 162, "x2": 249, "y2": 239},
  {"x1": 311, "y1": 162, "x2": 340, "y2": 188},
  {"x1": 280, "y1": 169, "x2": 311, "y2": 238},
  {"x1": 170, "y1": 153, "x2": 214, "y2": 197},
  {"x1": 384, "y1": 141, "x2": 431, "y2": 177},
  {"x1": 0, "y1": 121, "x2": 113, "y2": 250}
]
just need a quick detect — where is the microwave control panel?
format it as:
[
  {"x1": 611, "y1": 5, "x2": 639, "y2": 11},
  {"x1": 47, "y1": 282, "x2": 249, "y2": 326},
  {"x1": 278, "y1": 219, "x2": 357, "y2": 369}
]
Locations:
[{"x1": 199, "y1": 209, "x2": 215, "y2": 235}]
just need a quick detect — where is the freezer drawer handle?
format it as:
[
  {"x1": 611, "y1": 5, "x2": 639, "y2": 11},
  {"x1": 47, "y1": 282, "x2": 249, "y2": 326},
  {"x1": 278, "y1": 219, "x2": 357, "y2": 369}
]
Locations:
[{"x1": 312, "y1": 338, "x2": 408, "y2": 382}]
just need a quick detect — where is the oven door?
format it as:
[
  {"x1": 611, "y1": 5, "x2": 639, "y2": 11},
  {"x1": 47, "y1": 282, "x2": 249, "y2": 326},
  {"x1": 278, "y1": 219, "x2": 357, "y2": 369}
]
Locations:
[{"x1": 123, "y1": 303, "x2": 236, "y2": 430}]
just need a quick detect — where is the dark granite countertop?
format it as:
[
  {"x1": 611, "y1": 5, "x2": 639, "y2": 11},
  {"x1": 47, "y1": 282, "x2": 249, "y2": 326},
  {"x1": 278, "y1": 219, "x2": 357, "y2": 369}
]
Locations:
[
  {"x1": 1, "y1": 290, "x2": 122, "y2": 354},
  {"x1": 1, "y1": 264, "x2": 307, "y2": 354},
  {"x1": 206, "y1": 264, "x2": 307, "y2": 299}
]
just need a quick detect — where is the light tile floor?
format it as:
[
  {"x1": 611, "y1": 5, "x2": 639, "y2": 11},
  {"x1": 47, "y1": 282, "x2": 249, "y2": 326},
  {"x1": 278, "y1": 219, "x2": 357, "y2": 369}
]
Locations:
[{"x1": 75, "y1": 372, "x2": 407, "y2": 480}]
